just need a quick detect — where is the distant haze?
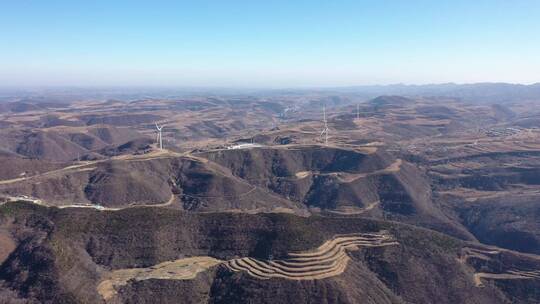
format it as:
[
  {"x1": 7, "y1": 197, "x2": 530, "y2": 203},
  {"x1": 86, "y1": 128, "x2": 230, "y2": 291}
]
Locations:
[{"x1": 1, "y1": 1, "x2": 539, "y2": 87}]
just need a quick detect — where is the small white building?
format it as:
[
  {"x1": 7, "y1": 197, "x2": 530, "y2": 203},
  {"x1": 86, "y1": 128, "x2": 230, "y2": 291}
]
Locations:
[{"x1": 227, "y1": 143, "x2": 263, "y2": 150}]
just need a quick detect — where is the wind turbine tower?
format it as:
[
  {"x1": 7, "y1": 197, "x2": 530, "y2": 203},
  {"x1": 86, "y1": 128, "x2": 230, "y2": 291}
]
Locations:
[
  {"x1": 320, "y1": 105, "x2": 329, "y2": 145},
  {"x1": 155, "y1": 123, "x2": 163, "y2": 150},
  {"x1": 356, "y1": 103, "x2": 360, "y2": 120}
]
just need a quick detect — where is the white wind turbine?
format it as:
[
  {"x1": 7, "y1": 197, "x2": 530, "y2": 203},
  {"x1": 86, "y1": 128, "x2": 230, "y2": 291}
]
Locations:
[
  {"x1": 155, "y1": 123, "x2": 163, "y2": 150},
  {"x1": 320, "y1": 105, "x2": 329, "y2": 145}
]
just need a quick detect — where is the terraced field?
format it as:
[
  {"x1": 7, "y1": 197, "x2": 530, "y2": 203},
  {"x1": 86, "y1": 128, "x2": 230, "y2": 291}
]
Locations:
[
  {"x1": 474, "y1": 270, "x2": 540, "y2": 287},
  {"x1": 95, "y1": 231, "x2": 397, "y2": 302},
  {"x1": 460, "y1": 246, "x2": 540, "y2": 287},
  {"x1": 226, "y1": 232, "x2": 398, "y2": 280}
]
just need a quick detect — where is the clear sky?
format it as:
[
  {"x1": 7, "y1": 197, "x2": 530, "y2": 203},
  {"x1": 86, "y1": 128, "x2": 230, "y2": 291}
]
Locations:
[{"x1": 1, "y1": 1, "x2": 539, "y2": 87}]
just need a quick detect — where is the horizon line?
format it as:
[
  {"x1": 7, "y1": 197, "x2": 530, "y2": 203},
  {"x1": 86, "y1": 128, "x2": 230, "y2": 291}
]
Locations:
[{"x1": 1, "y1": 81, "x2": 539, "y2": 91}]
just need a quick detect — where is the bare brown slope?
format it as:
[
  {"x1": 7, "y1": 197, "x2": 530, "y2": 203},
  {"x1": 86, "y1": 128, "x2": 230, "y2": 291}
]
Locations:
[
  {"x1": 198, "y1": 146, "x2": 393, "y2": 208},
  {"x1": 430, "y1": 152, "x2": 540, "y2": 254},
  {"x1": 79, "y1": 113, "x2": 164, "y2": 126},
  {"x1": 1, "y1": 203, "x2": 536, "y2": 304},
  {"x1": 0, "y1": 155, "x2": 305, "y2": 212},
  {"x1": 1, "y1": 125, "x2": 146, "y2": 162},
  {"x1": 0, "y1": 156, "x2": 65, "y2": 180},
  {"x1": 15, "y1": 131, "x2": 88, "y2": 162},
  {"x1": 200, "y1": 145, "x2": 391, "y2": 177},
  {"x1": 200, "y1": 146, "x2": 473, "y2": 239}
]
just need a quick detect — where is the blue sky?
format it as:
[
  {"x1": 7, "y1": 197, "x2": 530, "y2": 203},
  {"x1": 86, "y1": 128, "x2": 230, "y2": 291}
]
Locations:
[{"x1": 1, "y1": 1, "x2": 539, "y2": 87}]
